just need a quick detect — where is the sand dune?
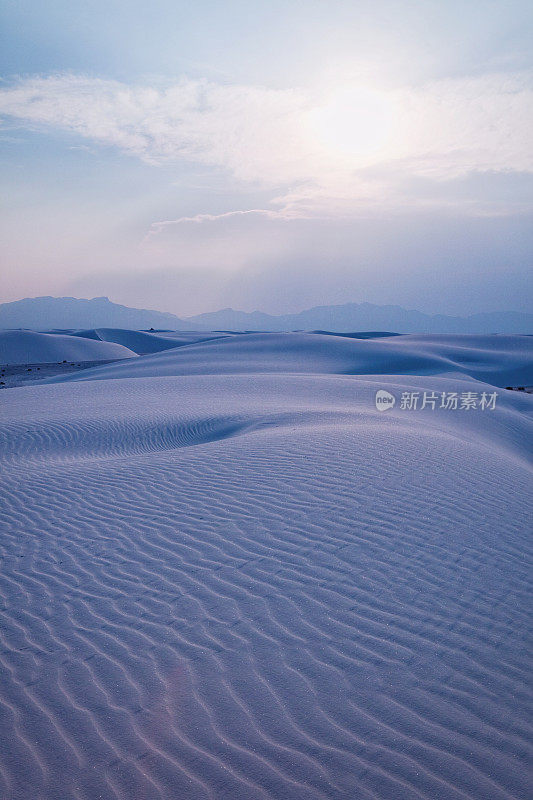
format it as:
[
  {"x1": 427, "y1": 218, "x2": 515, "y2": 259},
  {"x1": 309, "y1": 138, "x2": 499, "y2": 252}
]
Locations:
[
  {"x1": 0, "y1": 334, "x2": 531, "y2": 799},
  {"x1": 47, "y1": 331, "x2": 533, "y2": 388},
  {"x1": 68, "y1": 328, "x2": 230, "y2": 354},
  {"x1": 0, "y1": 329, "x2": 137, "y2": 365}
]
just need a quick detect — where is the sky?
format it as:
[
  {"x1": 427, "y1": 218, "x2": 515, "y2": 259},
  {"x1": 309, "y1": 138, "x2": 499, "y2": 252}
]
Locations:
[{"x1": 1, "y1": 0, "x2": 532, "y2": 316}]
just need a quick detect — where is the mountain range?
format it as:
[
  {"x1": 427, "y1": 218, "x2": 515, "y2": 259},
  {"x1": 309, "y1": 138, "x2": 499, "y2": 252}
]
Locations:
[{"x1": 1, "y1": 295, "x2": 531, "y2": 334}]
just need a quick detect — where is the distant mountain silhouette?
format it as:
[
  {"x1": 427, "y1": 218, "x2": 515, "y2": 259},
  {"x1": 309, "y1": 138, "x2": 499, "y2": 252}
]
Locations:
[
  {"x1": 0, "y1": 296, "x2": 193, "y2": 331},
  {"x1": 186, "y1": 302, "x2": 533, "y2": 334},
  {"x1": 1, "y1": 296, "x2": 531, "y2": 334}
]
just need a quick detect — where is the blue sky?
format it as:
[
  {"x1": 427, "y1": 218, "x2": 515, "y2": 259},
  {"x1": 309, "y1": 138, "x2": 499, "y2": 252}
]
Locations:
[{"x1": 1, "y1": 0, "x2": 532, "y2": 315}]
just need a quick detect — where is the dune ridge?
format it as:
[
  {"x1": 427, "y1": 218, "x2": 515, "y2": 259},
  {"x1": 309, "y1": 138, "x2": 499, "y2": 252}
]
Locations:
[
  {"x1": 45, "y1": 331, "x2": 533, "y2": 388},
  {"x1": 0, "y1": 329, "x2": 137, "y2": 365},
  {"x1": 68, "y1": 329, "x2": 229, "y2": 354}
]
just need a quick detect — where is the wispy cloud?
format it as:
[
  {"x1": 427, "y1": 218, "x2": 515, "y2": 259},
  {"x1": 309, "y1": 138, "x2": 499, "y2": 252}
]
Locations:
[
  {"x1": 0, "y1": 74, "x2": 311, "y2": 181},
  {"x1": 144, "y1": 208, "x2": 305, "y2": 242},
  {"x1": 1, "y1": 72, "x2": 532, "y2": 218}
]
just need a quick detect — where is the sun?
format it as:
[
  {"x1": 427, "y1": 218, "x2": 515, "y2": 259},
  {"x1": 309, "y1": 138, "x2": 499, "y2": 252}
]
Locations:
[{"x1": 310, "y1": 86, "x2": 395, "y2": 164}]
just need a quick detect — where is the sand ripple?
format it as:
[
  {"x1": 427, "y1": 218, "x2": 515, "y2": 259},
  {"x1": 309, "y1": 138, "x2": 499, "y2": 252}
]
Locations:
[{"x1": 0, "y1": 374, "x2": 532, "y2": 799}]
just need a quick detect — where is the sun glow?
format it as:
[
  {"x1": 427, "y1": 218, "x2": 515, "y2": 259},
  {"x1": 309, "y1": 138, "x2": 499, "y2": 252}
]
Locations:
[{"x1": 310, "y1": 86, "x2": 395, "y2": 164}]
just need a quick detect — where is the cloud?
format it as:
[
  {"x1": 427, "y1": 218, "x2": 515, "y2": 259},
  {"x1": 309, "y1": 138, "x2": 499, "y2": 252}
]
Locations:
[
  {"x1": 1, "y1": 72, "x2": 532, "y2": 217},
  {"x1": 144, "y1": 208, "x2": 304, "y2": 243},
  {"x1": 0, "y1": 74, "x2": 311, "y2": 182},
  {"x1": 148, "y1": 208, "x2": 287, "y2": 229}
]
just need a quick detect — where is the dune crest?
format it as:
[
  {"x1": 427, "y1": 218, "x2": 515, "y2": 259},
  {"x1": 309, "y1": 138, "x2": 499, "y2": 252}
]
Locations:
[{"x1": 0, "y1": 329, "x2": 137, "y2": 365}]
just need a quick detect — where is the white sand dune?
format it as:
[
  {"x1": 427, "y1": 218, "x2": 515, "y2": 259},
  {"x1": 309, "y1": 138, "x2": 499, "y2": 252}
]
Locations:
[
  {"x1": 0, "y1": 329, "x2": 137, "y2": 365},
  {"x1": 48, "y1": 331, "x2": 533, "y2": 388},
  {"x1": 68, "y1": 328, "x2": 230, "y2": 354},
  {"x1": 0, "y1": 333, "x2": 532, "y2": 799}
]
